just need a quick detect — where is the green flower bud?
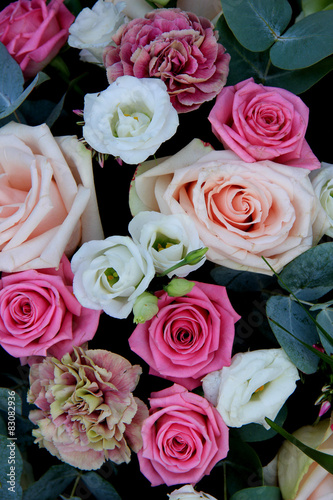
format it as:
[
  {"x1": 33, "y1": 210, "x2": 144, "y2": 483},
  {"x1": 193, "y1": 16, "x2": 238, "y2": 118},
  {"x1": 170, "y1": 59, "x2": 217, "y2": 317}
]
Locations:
[
  {"x1": 183, "y1": 247, "x2": 208, "y2": 265},
  {"x1": 133, "y1": 292, "x2": 159, "y2": 324},
  {"x1": 163, "y1": 278, "x2": 195, "y2": 297}
]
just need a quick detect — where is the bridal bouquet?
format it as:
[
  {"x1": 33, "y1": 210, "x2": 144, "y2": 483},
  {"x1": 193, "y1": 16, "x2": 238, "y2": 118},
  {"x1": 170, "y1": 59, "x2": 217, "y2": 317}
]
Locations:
[{"x1": 0, "y1": 0, "x2": 332, "y2": 499}]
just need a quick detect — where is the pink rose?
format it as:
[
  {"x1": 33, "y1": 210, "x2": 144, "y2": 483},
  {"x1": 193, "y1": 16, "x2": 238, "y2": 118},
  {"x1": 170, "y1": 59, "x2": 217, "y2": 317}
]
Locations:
[
  {"x1": 130, "y1": 140, "x2": 328, "y2": 274},
  {"x1": 0, "y1": 255, "x2": 100, "y2": 362},
  {"x1": 28, "y1": 347, "x2": 148, "y2": 470},
  {"x1": 129, "y1": 281, "x2": 240, "y2": 390},
  {"x1": 0, "y1": 0, "x2": 74, "y2": 80},
  {"x1": 138, "y1": 384, "x2": 228, "y2": 486},
  {"x1": 104, "y1": 8, "x2": 230, "y2": 113},
  {"x1": 208, "y1": 78, "x2": 320, "y2": 170}
]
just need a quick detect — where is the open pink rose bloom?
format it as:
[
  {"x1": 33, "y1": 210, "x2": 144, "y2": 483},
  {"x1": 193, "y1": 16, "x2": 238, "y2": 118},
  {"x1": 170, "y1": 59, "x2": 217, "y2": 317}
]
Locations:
[
  {"x1": 28, "y1": 347, "x2": 148, "y2": 470},
  {"x1": 208, "y1": 78, "x2": 320, "y2": 170},
  {"x1": 137, "y1": 384, "x2": 229, "y2": 486},
  {"x1": 0, "y1": 0, "x2": 74, "y2": 79},
  {"x1": 0, "y1": 255, "x2": 100, "y2": 362},
  {"x1": 129, "y1": 281, "x2": 240, "y2": 389},
  {"x1": 104, "y1": 8, "x2": 230, "y2": 112}
]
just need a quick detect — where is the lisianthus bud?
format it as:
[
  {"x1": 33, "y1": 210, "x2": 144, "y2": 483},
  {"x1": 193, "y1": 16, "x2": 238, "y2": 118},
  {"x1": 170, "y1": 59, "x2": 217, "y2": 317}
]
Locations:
[
  {"x1": 133, "y1": 292, "x2": 159, "y2": 324},
  {"x1": 163, "y1": 278, "x2": 195, "y2": 297},
  {"x1": 184, "y1": 247, "x2": 209, "y2": 265}
]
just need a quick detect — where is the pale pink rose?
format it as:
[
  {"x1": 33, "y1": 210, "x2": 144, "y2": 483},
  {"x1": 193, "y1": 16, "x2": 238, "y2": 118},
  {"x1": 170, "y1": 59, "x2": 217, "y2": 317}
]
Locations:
[
  {"x1": 277, "y1": 417, "x2": 333, "y2": 500},
  {"x1": 130, "y1": 139, "x2": 328, "y2": 275},
  {"x1": 137, "y1": 384, "x2": 228, "y2": 486},
  {"x1": 208, "y1": 78, "x2": 320, "y2": 170},
  {"x1": 0, "y1": 255, "x2": 100, "y2": 362},
  {"x1": 0, "y1": 0, "x2": 74, "y2": 79},
  {"x1": 129, "y1": 281, "x2": 240, "y2": 390},
  {"x1": 104, "y1": 8, "x2": 230, "y2": 113},
  {"x1": 0, "y1": 122, "x2": 103, "y2": 273},
  {"x1": 28, "y1": 347, "x2": 148, "y2": 470}
]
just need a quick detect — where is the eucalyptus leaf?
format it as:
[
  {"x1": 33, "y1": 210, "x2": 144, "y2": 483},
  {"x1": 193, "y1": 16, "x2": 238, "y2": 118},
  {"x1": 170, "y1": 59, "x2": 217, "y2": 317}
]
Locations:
[
  {"x1": 266, "y1": 295, "x2": 319, "y2": 373},
  {"x1": 215, "y1": 16, "x2": 270, "y2": 85},
  {"x1": 278, "y1": 242, "x2": 333, "y2": 300},
  {"x1": 211, "y1": 263, "x2": 276, "y2": 292},
  {"x1": 302, "y1": 0, "x2": 333, "y2": 16},
  {"x1": 0, "y1": 388, "x2": 22, "y2": 416},
  {"x1": 266, "y1": 417, "x2": 333, "y2": 474},
  {"x1": 316, "y1": 308, "x2": 333, "y2": 354},
  {"x1": 270, "y1": 10, "x2": 333, "y2": 69},
  {"x1": 0, "y1": 434, "x2": 23, "y2": 500},
  {"x1": 0, "y1": 42, "x2": 24, "y2": 113},
  {"x1": 230, "y1": 486, "x2": 282, "y2": 500},
  {"x1": 81, "y1": 471, "x2": 121, "y2": 500},
  {"x1": 22, "y1": 465, "x2": 78, "y2": 500},
  {"x1": 221, "y1": 0, "x2": 292, "y2": 52},
  {"x1": 264, "y1": 55, "x2": 333, "y2": 94}
]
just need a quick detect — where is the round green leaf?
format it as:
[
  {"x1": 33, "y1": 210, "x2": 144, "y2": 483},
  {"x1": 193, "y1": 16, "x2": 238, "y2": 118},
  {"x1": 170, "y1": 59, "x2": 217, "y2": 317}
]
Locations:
[
  {"x1": 270, "y1": 10, "x2": 333, "y2": 69},
  {"x1": 316, "y1": 308, "x2": 333, "y2": 354},
  {"x1": 266, "y1": 295, "x2": 319, "y2": 373},
  {"x1": 221, "y1": 0, "x2": 292, "y2": 52},
  {"x1": 278, "y1": 242, "x2": 333, "y2": 300},
  {"x1": 236, "y1": 405, "x2": 287, "y2": 442}
]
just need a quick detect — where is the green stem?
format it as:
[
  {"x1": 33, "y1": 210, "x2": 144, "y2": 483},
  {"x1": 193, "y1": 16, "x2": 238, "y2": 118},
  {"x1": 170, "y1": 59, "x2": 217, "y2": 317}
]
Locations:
[
  {"x1": 70, "y1": 472, "x2": 82, "y2": 498},
  {"x1": 223, "y1": 461, "x2": 227, "y2": 500}
]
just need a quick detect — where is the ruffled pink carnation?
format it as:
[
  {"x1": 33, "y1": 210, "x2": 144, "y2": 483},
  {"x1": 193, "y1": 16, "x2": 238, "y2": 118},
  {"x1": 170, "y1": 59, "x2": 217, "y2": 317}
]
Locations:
[
  {"x1": 104, "y1": 8, "x2": 230, "y2": 113},
  {"x1": 28, "y1": 347, "x2": 149, "y2": 470},
  {"x1": 0, "y1": 255, "x2": 100, "y2": 363}
]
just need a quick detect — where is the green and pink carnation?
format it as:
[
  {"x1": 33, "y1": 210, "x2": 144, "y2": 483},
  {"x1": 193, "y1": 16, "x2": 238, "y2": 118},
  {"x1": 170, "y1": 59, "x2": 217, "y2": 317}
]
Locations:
[{"x1": 27, "y1": 347, "x2": 148, "y2": 470}]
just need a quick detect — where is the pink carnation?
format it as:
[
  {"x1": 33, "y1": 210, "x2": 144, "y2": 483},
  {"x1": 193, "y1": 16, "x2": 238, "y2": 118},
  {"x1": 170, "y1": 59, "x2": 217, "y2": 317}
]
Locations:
[
  {"x1": 0, "y1": 0, "x2": 74, "y2": 80},
  {"x1": 208, "y1": 77, "x2": 320, "y2": 170},
  {"x1": 104, "y1": 8, "x2": 230, "y2": 113},
  {"x1": 129, "y1": 281, "x2": 240, "y2": 390},
  {"x1": 28, "y1": 347, "x2": 149, "y2": 470},
  {"x1": 0, "y1": 255, "x2": 100, "y2": 362},
  {"x1": 137, "y1": 384, "x2": 229, "y2": 486}
]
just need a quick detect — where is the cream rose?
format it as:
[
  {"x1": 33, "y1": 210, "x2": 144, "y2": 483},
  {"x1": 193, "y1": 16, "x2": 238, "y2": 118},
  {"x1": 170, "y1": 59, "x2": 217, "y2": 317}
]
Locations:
[
  {"x1": 277, "y1": 417, "x2": 333, "y2": 500},
  {"x1": 128, "y1": 211, "x2": 206, "y2": 277},
  {"x1": 0, "y1": 122, "x2": 103, "y2": 273},
  {"x1": 168, "y1": 485, "x2": 218, "y2": 500},
  {"x1": 130, "y1": 139, "x2": 328, "y2": 274},
  {"x1": 71, "y1": 235, "x2": 155, "y2": 319},
  {"x1": 68, "y1": 0, "x2": 127, "y2": 65},
  {"x1": 83, "y1": 76, "x2": 179, "y2": 165},
  {"x1": 202, "y1": 348, "x2": 300, "y2": 429},
  {"x1": 310, "y1": 162, "x2": 333, "y2": 237}
]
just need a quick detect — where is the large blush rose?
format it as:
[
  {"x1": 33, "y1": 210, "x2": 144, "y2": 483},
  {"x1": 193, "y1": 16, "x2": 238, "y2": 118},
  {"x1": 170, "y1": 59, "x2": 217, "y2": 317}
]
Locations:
[
  {"x1": 28, "y1": 347, "x2": 148, "y2": 470},
  {"x1": 129, "y1": 139, "x2": 328, "y2": 275},
  {"x1": 0, "y1": 0, "x2": 74, "y2": 80},
  {"x1": 208, "y1": 78, "x2": 320, "y2": 170},
  {"x1": 137, "y1": 384, "x2": 228, "y2": 486},
  {"x1": 277, "y1": 417, "x2": 333, "y2": 500},
  {"x1": 103, "y1": 8, "x2": 230, "y2": 113},
  {"x1": 0, "y1": 122, "x2": 103, "y2": 273},
  {"x1": 128, "y1": 281, "x2": 240, "y2": 390},
  {"x1": 0, "y1": 255, "x2": 100, "y2": 362}
]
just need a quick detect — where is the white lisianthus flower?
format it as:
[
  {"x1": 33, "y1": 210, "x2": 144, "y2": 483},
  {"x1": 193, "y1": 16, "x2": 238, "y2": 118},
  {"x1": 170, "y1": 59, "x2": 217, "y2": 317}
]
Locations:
[
  {"x1": 128, "y1": 211, "x2": 206, "y2": 277},
  {"x1": 68, "y1": 0, "x2": 127, "y2": 65},
  {"x1": 310, "y1": 162, "x2": 333, "y2": 237},
  {"x1": 83, "y1": 76, "x2": 179, "y2": 165},
  {"x1": 168, "y1": 485, "x2": 218, "y2": 500},
  {"x1": 71, "y1": 235, "x2": 155, "y2": 319},
  {"x1": 202, "y1": 348, "x2": 300, "y2": 429}
]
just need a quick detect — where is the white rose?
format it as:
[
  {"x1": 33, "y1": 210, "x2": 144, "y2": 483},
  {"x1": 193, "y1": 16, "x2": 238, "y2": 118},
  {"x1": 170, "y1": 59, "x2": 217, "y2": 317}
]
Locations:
[
  {"x1": 202, "y1": 348, "x2": 300, "y2": 429},
  {"x1": 71, "y1": 235, "x2": 155, "y2": 319},
  {"x1": 310, "y1": 162, "x2": 333, "y2": 237},
  {"x1": 168, "y1": 485, "x2": 218, "y2": 500},
  {"x1": 68, "y1": 0, "x2": 127, "y2": 65},
  {"x1": 128, "y1": 211, "x2": 206, "y2": 277},
  {"x1": 82, "y1": 76, "x2": 179, "y2": 165}
]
